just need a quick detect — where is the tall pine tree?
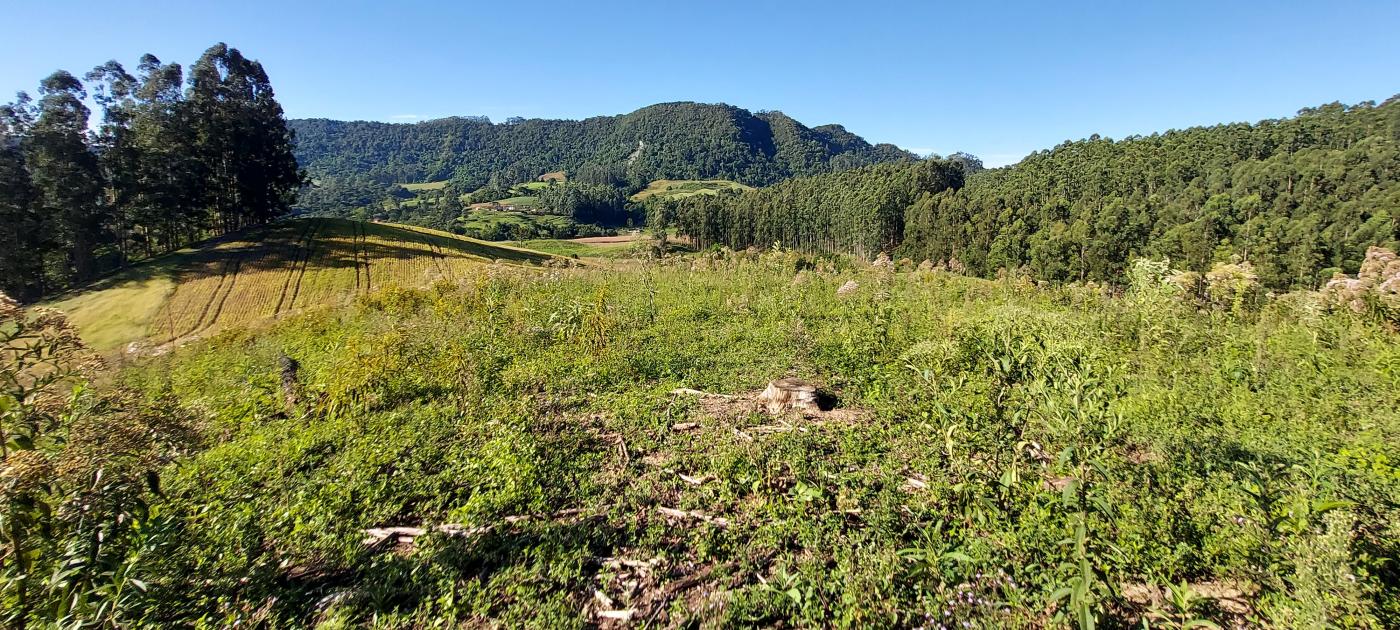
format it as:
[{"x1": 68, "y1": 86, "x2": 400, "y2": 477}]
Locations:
[
  {"x1": 188, "y1": 43, "x2": 302, "y2": 233},
  {"x1": 24, "y1": 72, "x2": 107, "y2": 284},
  {"x1": 0, "y1": 100, "x2": 48, "y2": 300}
]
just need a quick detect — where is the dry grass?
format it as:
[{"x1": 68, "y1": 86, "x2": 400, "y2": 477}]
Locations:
[{"x1": 50, "y1": 218, "x2": 557, "y2": 351}]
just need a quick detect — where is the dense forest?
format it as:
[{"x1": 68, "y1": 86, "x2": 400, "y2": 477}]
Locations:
[
  {"x1": 904, "y1": 98, "x2": 1400, "y2": 289},
  {"x1": 0, "y1": 43, "x2": 301, "y2": 301},
  {"x1": 670, "y1": 98, "x2": 1399, "y2": 290},
  {"x1": 660, "y1": 160, "x2": 965, "y2": 259},
  {"x1": 289, "y1": 103, "x2": 915, "y2": 214}
]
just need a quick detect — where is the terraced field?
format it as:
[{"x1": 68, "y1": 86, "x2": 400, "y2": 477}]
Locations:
[{"x1": 49, "y1": 218, "x2": 557, "y2": 350}]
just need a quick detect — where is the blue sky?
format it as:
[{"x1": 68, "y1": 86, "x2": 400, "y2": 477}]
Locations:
[{"x1": 3, "y1": 1, "x2": 1397, "y2": 167}]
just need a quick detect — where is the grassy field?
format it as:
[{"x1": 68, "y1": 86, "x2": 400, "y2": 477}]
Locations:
[
  {"x1": 91, "y1": 253, "x2": 1400, "y2": 627},
  {"x1": 630, "y1": 178, "x2": 754, "y2": 202},
  {"x1": 398, "y1": 181, "x2": 449, "y2": 192},
  {"x1": 494, "y1": 194, "x2": 542, "y2": 208},
  {"x1": 47, "y1": 218, "x2": 557, "y2": 351},
  {"x1": 503, "y1": 237, "x2": 640, "y2": 258}
]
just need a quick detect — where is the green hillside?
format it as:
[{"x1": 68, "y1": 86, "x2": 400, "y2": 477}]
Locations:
[
  {"x1": 629, "y1": 178, "x2": 755, "y2": 202},
  {"x1": 289, "y1": 102, "x2": 917, "y2": 215},
  {"x1": 46, "y1": 218, "x2": 558, "y2": 351}
]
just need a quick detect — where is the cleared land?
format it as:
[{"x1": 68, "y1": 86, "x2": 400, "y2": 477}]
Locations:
[
  {"x1": 123, "y1": 258, "x2": 1400, "y2": 627},
  {"x1": 630, "y1": 178, "x2": 754, "y2": 202},
  {"x1": 504, "y1": 237, "x2": 637, "y2": 258},
  {"x1": 398, "y1": 181, "x2": 449, "y2": 192},
  {"x1": 48, "y1": 218, "x2": 556, "y2": 350}
]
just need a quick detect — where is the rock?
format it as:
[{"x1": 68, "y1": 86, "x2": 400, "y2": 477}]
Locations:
[{"x1": 760, "y1": 377, "x2": 821, "y2": 415}]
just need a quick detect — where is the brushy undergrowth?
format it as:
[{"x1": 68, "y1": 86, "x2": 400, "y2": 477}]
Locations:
[{"x1": 14, "y1": 250, "x2": 1400, "y2": 628}]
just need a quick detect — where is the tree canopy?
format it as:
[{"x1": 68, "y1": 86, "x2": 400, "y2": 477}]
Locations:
[
  {"x1": 289, "y1": 103, "x2": 915, "y2": 214},
  {"x1": 0, "y1": 43, "x2": 302, "y2": 300},
  {"x1": 901, "y1": 98, "x2": 1400, "y2": 289}
]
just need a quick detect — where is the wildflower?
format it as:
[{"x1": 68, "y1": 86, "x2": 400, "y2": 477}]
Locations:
[{"x1": 837, "y1": 280, "x2": 860, "y2": 297}]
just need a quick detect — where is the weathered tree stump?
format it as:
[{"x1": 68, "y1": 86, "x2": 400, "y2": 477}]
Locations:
[{"x1": 759, "y1": 377, "x2": 822, "y2": 415}]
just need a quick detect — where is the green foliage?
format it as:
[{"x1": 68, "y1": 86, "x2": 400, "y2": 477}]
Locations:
[
  {"x1": 61, "y1": 256, "x2": 1399, "y2": 627},
  {"x1": 1, "y1": 43, "x2": 302, "y2": 302},
  {"x1": 0, "y1": 294, "x2": 195, "y2": 627},
  {"x1": 901, "y1": 98, "x2": 1400, "y2": 289},
  {"x1": 663, "y1": 159, "x2": 962, "y2": 259},
  {"x1": 288, "y1": 102, "x2": 916, "y2": 215}
]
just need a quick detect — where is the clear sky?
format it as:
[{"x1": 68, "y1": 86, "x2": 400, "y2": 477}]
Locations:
[{"x1": 3, "y1": 0, "x2": 1398, "y2": 167}]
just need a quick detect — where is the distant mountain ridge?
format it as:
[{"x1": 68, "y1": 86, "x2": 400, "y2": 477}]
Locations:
[{"x1": 288, "y1": 102, "x2": 916, "y2": 191}]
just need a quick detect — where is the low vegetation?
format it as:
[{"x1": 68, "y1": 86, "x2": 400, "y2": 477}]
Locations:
[
  {"x1": 6, "y1": 247, "x2": 1397, "y2": 627},
  {"x1": 45, "y1": 218, "x2": 557, "y2": 351},
  {"x1": 629, "y1": 179, "x2": 754, "y2": 202}
]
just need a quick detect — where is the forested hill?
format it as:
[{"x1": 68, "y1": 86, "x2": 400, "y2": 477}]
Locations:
[
  {"x1": 288, "y1": 102, "x2": 916, "y2": 191},
  {"x1": 667, "y1": 98, "x2": 1399, "y2": 291},
  {"x1": 901, "y1": 97, "x2": 1400, "y2": 289}
]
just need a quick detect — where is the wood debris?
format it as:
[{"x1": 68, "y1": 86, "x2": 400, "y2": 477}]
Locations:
[
  {"x1": 669, "y1": 388, "x2": 737, "y2": 399},
  {"x1": 657, "y1": 506, "x2": 729, "y2": 528},
  {"x1": 677, "y1": 473, "x2": 714, "y2": 485}
]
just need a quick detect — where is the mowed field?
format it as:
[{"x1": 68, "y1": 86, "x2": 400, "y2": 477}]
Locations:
[
  {"x1": 629, "y1": 178, "x2": 754, "y2": 202},
  {"x1": 49, "y1": 218, "x2": 557, "y2": 351}
]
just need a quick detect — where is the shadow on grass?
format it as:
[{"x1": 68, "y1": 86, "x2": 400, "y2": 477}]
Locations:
[{"x1": 56, "y1": 218, "x2": 559, "y2": 296}]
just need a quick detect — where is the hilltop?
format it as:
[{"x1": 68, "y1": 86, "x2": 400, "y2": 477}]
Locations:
[
  {"x1": 289, "y1": 102, "x2": 916, "y2": 215},
  {"x1": 46, "y1": 218, "x2": 558, "y2": 351}
]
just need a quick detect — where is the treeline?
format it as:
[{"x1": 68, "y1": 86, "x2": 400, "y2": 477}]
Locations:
[
  {"x1": 901, "y1": 98, "x2": 1400, "y2": 289},
  {"x1": 0, "y1": 43, "x2": 301, "y2": 301},
  {"x1": 659, "y1": 160, "x2": 965, "y2": 259},
  {"x1": 537, "y1": 182, "x2": 628, "y2": 224},
  {"x1": 289, "y1": 102, "x2": 915, "y2": 215}
]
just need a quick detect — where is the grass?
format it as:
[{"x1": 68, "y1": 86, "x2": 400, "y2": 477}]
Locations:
[
  {"x1": 45, "y1": 218, "x2": 557, "y2": 351},
  {"x1": 47, "y1": 273, "x2": 176, "y2": 351},
  {"x1": 502, "y1": 238, "x2": 638, "y2": 258},
  {"x1": 494, "y1": 194, "x2": 541, "y2": 207},
  {"x1": 630, "y1": 178, "x2": 754, "y2": 202},
  {"x1": 104, "y1": 252, "x2": 1400, "y2": 627},
  {"x1": 398, "y1": 181, "x2": 449, "y2": 192}
]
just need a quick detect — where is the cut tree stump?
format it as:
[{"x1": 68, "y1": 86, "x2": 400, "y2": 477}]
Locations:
[{"x1": 759, "y1": 377, "x2": 822, "y2": 415}]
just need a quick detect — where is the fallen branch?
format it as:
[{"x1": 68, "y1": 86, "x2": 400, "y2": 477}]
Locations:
[
  {"x1": 669, "y1": 388, "x2": 738, "y2": 399},
  {"x1": 678, "y1": 473, "x2": 714, "y2": 486},
  {"x1": 361, "y1": 524, "x2": 488, "y2": 546},
  {"x1": 362, "y1": 507, "x2": 604, "y2": 548},
  {"x1": 657, "y1": 506, "x2": 729, "y2": 528}
]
